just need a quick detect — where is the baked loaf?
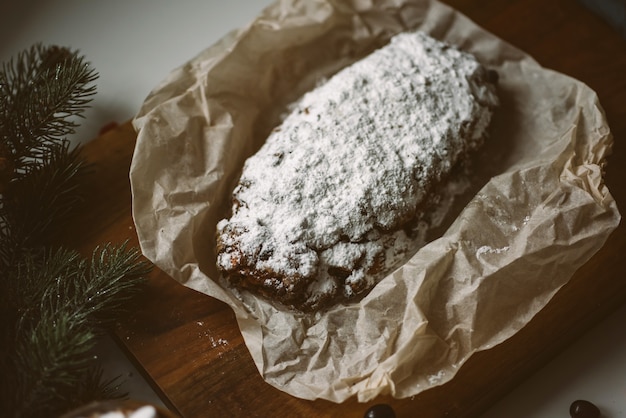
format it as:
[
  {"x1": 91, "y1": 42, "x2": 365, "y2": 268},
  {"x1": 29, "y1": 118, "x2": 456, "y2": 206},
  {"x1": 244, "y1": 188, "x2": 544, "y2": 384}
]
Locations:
[
  {"x1": 60, "y1": 400, "x2": 176, "y2": 418},
  {"x1": 216, "y1": 31, "x2": 499, "y2": 311}
]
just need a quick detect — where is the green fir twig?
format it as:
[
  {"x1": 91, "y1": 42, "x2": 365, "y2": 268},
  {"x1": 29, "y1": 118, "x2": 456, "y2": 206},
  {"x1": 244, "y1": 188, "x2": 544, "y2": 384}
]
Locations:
[
  {"x1": 0, "y1": 44, "x2": 97, "y2": 177},
  {"x1": 0, "y1": 44, "x2": 152, "y2": 418},
  {"x1": 4, "y1": 245, "x2": 150, "y2": 417}
]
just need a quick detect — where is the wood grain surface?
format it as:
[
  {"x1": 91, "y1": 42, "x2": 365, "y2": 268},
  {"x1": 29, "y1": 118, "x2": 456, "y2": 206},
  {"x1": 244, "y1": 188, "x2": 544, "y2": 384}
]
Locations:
[{"x1": 65, "y1": 0, "x2": 626, "y2": 416}]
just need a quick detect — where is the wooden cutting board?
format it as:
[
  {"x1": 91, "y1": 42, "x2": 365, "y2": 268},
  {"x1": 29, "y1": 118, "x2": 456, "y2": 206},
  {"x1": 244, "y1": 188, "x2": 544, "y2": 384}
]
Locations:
[{"x1": 64, "y1": 0, "x2": 626, "y2": 416}]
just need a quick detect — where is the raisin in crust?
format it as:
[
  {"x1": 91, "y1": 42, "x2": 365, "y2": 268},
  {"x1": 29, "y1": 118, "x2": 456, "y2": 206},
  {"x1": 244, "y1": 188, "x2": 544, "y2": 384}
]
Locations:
[{"x1": 216, "y1": 31, "x2": 499, "y2": 311}]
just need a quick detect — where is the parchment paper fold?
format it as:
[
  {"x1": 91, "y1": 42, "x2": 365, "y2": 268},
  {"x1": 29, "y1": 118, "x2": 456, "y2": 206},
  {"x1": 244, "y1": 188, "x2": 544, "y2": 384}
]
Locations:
[{"x1": 130, "y1": 0, "x2": 620, "y2": 403}]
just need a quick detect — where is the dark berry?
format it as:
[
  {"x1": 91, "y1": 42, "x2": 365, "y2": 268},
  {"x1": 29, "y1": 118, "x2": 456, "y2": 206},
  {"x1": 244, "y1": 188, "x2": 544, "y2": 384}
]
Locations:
[
  {"x1": 364, "y1": 403, "x2": 396, "y2": 418},
  {"x1": 570, "y1": 399, "x2": 600, "y2": 418}
]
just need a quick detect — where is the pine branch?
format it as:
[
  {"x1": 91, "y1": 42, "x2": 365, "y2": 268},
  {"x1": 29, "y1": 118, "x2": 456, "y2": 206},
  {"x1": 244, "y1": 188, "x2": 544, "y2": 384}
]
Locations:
[
  {"x1": 3, "y1": 245, "x2": 150, "y2": 418},
  {"x1": 0, "y1": 45, "x2": 153, "y2": 417},
  {"x1": 14, "y1": 311, "x2": 95, "y2": 416},
  {"x1": 84, "y1": 243, "x2": 153, "y2": 327},
  {"x1": 0, "y1": 44, "x2": 97, "y2": 177},
  {"x1": 0, "y1": 142, "x2": 87, "y2": 266}
]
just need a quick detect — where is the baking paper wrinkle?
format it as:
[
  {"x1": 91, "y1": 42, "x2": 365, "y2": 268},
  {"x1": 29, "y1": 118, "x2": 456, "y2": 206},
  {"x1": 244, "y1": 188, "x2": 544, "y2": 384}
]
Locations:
[{"x1": 130, "y1": 0, "x2": 620, "y2": 404}]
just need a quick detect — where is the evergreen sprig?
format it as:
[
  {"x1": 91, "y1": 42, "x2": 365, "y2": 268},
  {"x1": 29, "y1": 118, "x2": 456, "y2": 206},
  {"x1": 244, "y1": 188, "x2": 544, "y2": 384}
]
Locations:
[
  {"x1": 0, "y1": 143, "x2": 86, "y2": 263},
  {"x1": 0, "y1": 44, "x2": 97, "y2": 178},
  {"x1": 0, "y1": 45, "x2": 152, "y2": 417},
  {"x1": 5, "y1": 245, "x2": 150, "y2": 417}
]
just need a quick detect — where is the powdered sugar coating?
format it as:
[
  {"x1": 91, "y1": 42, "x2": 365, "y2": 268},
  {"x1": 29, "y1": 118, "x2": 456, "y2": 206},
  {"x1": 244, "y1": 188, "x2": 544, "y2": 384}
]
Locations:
[{"x1": 216, "y1": 31, "x2": 498, "y2": 310}]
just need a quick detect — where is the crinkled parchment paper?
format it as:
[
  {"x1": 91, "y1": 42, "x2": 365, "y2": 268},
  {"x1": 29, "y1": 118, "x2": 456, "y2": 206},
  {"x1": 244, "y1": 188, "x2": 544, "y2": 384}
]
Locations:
[{"x1": 130, "y1": 0, "x2": 620, "y2": 403}]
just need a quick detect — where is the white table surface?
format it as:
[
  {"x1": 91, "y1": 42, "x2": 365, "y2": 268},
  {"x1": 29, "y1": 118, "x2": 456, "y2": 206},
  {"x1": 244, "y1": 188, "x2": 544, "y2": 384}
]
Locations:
[{"x1": 2, "y1": 1, "x2": 624, "y2": 417}]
